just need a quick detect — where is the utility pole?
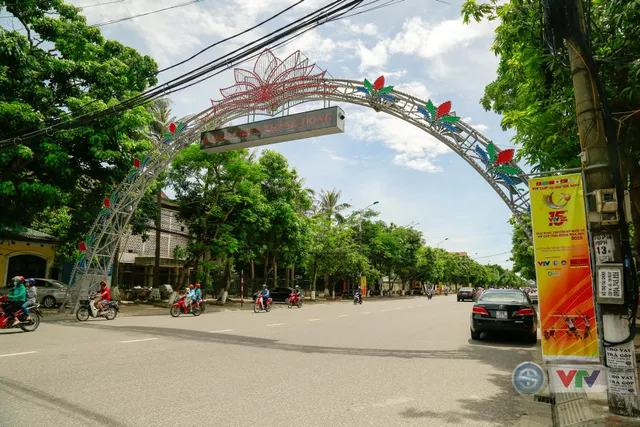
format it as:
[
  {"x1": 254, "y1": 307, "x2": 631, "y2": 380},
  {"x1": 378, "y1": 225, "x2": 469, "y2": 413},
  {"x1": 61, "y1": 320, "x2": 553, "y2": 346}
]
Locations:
[
  {"x1": 565, "y1": 0, "x2": 640, "y2": 416},
  {"x1": 154, "y1": 188, "x2": 162, "y2": 288}
]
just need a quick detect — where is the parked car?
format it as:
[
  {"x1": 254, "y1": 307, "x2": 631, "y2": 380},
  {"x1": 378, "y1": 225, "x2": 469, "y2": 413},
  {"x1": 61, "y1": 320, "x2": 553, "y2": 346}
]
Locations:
[
  {"x1": 470, "y1": 289, "x2": 538, "y2": 343},
  {"x1": 252, "y1": 287, "x2": 294, "y2": 303},
  {"x1": 0, "y1": 278, "x2": 68, "y2": 308},
  {"x1": 457, "y1": 287, "x2": 476, "y2": 302}
]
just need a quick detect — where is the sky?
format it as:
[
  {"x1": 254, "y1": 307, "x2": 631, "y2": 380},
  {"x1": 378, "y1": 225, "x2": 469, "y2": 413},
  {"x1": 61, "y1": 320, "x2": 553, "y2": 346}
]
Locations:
[{"x1": 62, "y1": 0, "x2": 520, "y2": 267}]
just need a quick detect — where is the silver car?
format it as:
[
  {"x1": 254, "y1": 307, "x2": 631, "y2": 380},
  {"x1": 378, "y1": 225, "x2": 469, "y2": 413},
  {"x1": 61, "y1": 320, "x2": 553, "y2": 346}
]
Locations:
[{"x1": 0, "y1": 278, "x2": 68, "y2": 308}]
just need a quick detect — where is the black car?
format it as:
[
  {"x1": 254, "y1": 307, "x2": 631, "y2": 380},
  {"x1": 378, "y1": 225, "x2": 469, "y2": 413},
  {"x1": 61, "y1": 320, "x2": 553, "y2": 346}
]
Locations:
[
  {"x1": 470, "y1": 289, "x2": 538, "y2": 343},
  {"x1": 457, "y1": 287, "x2": 476, "y2": 302},
  {"x1": 252, "y1": 287, "x2": 294, "y2": 303}
]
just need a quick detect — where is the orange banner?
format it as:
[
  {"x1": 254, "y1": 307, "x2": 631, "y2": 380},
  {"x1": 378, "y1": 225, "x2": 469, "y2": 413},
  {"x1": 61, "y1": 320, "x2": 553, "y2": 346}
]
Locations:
[{"x1": 530, "y1": 173, "x2": 599, "y2": 362}]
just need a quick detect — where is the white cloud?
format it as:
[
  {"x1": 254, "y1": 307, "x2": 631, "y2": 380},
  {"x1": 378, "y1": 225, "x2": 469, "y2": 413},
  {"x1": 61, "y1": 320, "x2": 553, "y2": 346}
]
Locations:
[
  {"x1": 394, "y1": 81, "x2": 431, "y2": 101},
  {"x1": 287, "y1": 30, "x2": 337, "y2": 63},
  {"x1": 345, "y1": 105, "x2": 451, "y2": 173},
  {"x1": 343, "y1": 20, "x2": 379, "y2": 36},
  {"x1": 353, "y1": 40, "x2": 389, "y2": 72},
  {"x1": 461, "y1": 117, "x2": 489, "y2": 132},
  {"x1": 320, "y1": 148, "x2": 347, "y2": 162}
]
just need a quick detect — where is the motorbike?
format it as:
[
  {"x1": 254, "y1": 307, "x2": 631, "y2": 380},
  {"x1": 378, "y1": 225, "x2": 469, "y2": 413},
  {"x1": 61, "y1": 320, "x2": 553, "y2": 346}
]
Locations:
[
  {"x1": 427, "y1": 290, "x2": 433, "y2": 300},
  {"x1": 76, "y1": 292, "x2": 119, "y2": 321},
  {"x1": 287, "y1": 292, "x2": 303, "y2": 309},
  {"x1": 353, "y1": 294, "x2": 363, "y2": 305},
  {"x1": 170, "y1": 295, "x2": 202, "y2": 317},
  {"x1": 254, "y1": 294, "x2": 272, "y2": 313},
  {"x1": 0, "y1": 296, "x2": 42, "y2": 332},
  {"x1": 444, "y1": 290, "x2": 449, "y2": 296}
]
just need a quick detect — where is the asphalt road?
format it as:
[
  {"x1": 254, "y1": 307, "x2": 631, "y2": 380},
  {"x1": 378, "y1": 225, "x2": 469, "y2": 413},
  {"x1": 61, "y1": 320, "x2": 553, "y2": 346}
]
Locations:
[{"x1": 0, "y1": 295, "x2": 536, "y2": 427}]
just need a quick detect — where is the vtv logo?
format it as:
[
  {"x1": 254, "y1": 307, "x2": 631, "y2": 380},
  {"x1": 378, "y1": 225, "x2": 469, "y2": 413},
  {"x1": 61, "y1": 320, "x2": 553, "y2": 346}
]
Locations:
[
  {"x1": 557, "y1": 369, "x2": 601, "y2": 389},
  {"x1": 548, "y1": 211, "x2": 568, "y2": 226},
  {"x1": 538, "y1": 261, "x2": 550, "y2": 267}
]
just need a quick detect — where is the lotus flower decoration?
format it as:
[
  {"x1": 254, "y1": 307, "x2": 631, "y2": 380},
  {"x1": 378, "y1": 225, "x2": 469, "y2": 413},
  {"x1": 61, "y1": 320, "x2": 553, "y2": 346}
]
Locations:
[
  {"x1": 128, "y1": 155, "x2": 151, "y2": 182},
  {"x1": 205, "y1": 50, "x2": 337, "y2": 120},
  {"x1": 76, "y1": 234, "x2": 95, "y2": 267},
  {"x1": 99, "y1": 192, "x2": 119, "y2": 222},
  {"x1": 474, "y1": 142, "x2": 522, "y2": 186},
  {"x1": 417, "y1": 100, "x2": 460, "y2": 133}
]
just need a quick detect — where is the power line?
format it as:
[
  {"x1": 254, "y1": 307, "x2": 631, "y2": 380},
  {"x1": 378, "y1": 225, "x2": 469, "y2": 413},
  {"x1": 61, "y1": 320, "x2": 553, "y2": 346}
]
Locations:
[
  {"x1": 0, "y1": 0, "x2": 365, "y2": 146},
  {"x1": 79, "y1": 0, "x2": 125, "y2": 8},
  {"x1": 473, "y1": 251, "x2": 512, "y2": 259},
  {"x1": 90, "y1": 0, "x2": 205, "y2": 28}
]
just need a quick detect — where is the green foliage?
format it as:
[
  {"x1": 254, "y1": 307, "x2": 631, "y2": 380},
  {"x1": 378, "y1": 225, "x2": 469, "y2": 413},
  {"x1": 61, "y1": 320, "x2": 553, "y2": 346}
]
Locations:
[
  {"x1": 0, "y1": 0, "x2": 158, "y2": 236},
  {"x1": 509, "y1": 216, "x2": 536, "y2": 281}
]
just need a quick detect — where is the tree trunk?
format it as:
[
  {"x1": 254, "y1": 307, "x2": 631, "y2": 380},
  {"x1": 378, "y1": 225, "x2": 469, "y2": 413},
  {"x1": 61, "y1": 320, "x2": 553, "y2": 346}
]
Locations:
[
  {"x1": 273, "y1": 253, "x2": 277, "y2": 288},
  {"x1": 112, "y1": 242, "x2": 120, "y2": 287},
  {"x1": 250, "y1": 259, "x2": 255, "y2": 294},
  {"x1": 220, "y1": 258, "x2": 231, "y2": 304},
  {"x1": 324, "y1": 273, "x2": 329, "y2": 298},
  {"x1": 291, "y1": 265, "x2": 296, "y2": 288},
  {"x1": 311, "y1": 259, "x2": 318, "y2": 300},
  {"x1": 154, "y1": 189, "x2": 162, "y2": 287}
]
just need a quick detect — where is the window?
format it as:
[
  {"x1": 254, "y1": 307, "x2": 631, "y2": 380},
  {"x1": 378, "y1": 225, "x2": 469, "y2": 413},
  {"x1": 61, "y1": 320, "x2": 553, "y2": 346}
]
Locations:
[
  {"x1": 479, "y1": 291, "x2": 527, "y2": 304},
  {"x1": 35, "y1": 280, "x2": 50, "y2": 288},
  {"x1": 6, "y1": 254, "x2": 46, "y2": 285}
]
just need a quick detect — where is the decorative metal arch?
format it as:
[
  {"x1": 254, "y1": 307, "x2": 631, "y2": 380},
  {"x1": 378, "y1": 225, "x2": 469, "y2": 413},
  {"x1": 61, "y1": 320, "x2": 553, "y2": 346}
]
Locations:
[{"x1": 65, "y1": 49, "x2": 531, "y2": 307}]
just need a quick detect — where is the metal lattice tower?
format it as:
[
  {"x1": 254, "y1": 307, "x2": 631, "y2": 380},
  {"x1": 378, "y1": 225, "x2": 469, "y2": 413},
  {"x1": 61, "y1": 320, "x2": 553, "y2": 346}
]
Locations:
[{"x1": 64, "y1": 49, "x2": 531, "y2": 310}]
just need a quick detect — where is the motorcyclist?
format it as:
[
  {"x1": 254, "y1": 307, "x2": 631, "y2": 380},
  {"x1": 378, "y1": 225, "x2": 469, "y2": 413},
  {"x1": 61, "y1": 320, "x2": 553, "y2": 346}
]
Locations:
[
  {"x1": 184, "y1": 285, "x2": 195, "y2": 311},
  {"x1": 22, "y1": 278, "x2": 37, "y2": 322},
  {"x1": 354, "y1": 287, "x2": 362, "y2": 303},
  {"x1": 6, "y1": 276, "x2": 26, "y2": 327},
  {"x1": 95, "y1": 281, "x2": 111, "y2": 314},
  {"x1": 292, "y1": 285, "x2": 302, "y2": 302},
  {"x1": 193, "y1": 283, "x2": 202, "y2": 308},
  {"x1": 259, "y1": 284, "x2": 270, "y2": 309}
]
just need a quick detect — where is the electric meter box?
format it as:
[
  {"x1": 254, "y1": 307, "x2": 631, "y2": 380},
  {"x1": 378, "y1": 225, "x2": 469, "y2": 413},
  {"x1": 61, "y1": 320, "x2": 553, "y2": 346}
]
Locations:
[{"x1": 595, "y1": 264, "x2": 625, "y2": 305}]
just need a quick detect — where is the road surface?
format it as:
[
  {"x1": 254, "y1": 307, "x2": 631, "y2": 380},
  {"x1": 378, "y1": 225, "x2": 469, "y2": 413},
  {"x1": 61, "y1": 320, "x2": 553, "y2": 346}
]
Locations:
[{"x1": 0, "y1": 295, "x2": 536, "y2": 427}]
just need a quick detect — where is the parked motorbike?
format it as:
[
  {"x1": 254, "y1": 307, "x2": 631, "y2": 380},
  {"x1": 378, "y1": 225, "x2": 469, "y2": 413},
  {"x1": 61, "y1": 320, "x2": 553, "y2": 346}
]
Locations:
[
  {"x1": 287, "y1": 292, "x2": 303, "y2": 309},
  {"x1": 0, "y1": 296, "x2": 42, "y2": 332},
  {"x1": 170, "y1": 295, "x2": 201, "y2": 317},
  {"x1": 254, "y1": 294, "x2": 272, "y2": 313},
  {"x1": 353, "y1": 294, "x2": 363, "y2": 305},
  {"x1": 76, "y1": 292, "x2": 119, "y2": 321}
]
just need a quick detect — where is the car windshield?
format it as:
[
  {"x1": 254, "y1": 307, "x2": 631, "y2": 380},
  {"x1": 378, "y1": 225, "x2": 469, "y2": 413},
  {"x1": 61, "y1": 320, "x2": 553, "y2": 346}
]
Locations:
[{"x1": 479, "y1": 291, "x2": 527, "y2": 304}]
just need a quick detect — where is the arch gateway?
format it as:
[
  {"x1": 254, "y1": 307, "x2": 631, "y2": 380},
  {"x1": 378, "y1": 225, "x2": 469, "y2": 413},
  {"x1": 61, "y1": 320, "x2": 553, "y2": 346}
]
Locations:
[{"x1": 66, "y1": 49, "x2": 531, "y2": 308}]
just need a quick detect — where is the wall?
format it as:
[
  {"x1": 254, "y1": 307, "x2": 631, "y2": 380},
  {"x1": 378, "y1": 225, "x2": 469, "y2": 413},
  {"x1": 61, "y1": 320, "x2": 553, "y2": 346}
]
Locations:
[{"x1": 0, "y1": 240, "x2": 56, "y2": 285}]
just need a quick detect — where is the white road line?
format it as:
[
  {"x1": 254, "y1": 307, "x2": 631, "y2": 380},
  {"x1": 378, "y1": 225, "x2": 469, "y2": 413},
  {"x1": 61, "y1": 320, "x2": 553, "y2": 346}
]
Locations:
[
  {"x1": 417, "y1": 304, "x2": 423, "y2": 307},
  {"x1": 209, "y1": 329, "x2": 233, "y2": 333},
  {"x1": 361, "y1": 312, "x2": 371, "y2": 315},
  {"x1": 338, "y1": 314, "x2": 349, "y2": 318},
  {"x1": 380, "y1": 309, "x2": 389, "y2": 312},
  {"x1": 408, "y1": 306, "x2": 414, "y2": 309},
  {"x1": 396, "y1": 307, "x2": 402, "y2": 310},
  {"x1": 121, "y1": 338, "x2": 158, "y2": 344},
  {"x1": 0, "y1": 351, "x2": 37, "y2": 358},
  {"x1": 266, "y1": 323, "x2": 284, "y2": 327},
  {"x1": 308, "y1": 318, "x2": 320, "y2": 322}
]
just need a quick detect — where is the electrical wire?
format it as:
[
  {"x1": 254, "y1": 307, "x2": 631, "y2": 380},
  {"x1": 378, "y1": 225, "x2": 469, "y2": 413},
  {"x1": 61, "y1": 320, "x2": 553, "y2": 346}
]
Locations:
[
  {"x1": 0, "y1": 0, "x2": 365, "y2": 146},
  {"x1": 79, "y1": 0, "x2": 125, "y2": 8},
  {"x1": 90, "y1": 0, "x2": 205, "y2": 28}
]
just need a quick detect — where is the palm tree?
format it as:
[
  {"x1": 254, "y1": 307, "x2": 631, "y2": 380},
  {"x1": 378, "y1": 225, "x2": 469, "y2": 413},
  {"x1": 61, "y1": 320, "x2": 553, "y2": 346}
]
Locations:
[
  {"x1": 316, "y1": 188, "x2": 352, "y2": 222},
  {"x1": 146, "y1": 98, "x2": 175, "y2": 287}
]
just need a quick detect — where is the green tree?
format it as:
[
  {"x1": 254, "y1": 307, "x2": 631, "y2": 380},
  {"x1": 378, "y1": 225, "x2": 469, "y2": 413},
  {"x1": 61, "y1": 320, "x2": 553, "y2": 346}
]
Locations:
[
  {"x1": 0, "y1": 0, "x2": 158, "y2": 235},
  {"x1": 461, "y1": 0, "x2": 640, "y2": 252},
  {"x1": 316, "y1": 188, "x2": 352, "y2": 223}
]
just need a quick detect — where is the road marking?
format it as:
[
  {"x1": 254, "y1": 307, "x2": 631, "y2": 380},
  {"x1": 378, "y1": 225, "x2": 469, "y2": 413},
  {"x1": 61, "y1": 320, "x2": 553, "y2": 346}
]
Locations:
[
  {"x1": 120, "y1": 338, "x2": 157, "y2": 344},
  {"x1": 361, "y1": 312, "x2": 371, "y2": 315},
  {"x1": 338, "y1": 314, "x2": 349, "y2": 318},
  {"x1": 209, "y1": 329, "x2": 233, "y2": 333},
  {"x1": 266, "y1": 323, "x2": 284, "y2": 327},
  {"x1": 308, "y1": 318, "x2": 320, "y2": 322},
  {"x1": 380, "y1": 309, "x2": 389, "y2": 312},
  {"x1": 408, "y1": 306, "x2": 414, "y2": 309},
  {"x1": 0, "y1": 351, "x2": 37, "y2": 358},
  {"x1": 417, "y1": 304, "x2": 423, "y2": 307},
  {"x1": 396, "y1": 307, "x2": 402, "y2": 310}
]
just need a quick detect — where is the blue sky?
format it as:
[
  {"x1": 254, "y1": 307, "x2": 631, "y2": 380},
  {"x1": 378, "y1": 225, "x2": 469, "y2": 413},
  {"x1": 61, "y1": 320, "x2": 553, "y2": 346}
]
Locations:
[{"x1": 68, "y1": 0, "x2": 520, "y2": 267}]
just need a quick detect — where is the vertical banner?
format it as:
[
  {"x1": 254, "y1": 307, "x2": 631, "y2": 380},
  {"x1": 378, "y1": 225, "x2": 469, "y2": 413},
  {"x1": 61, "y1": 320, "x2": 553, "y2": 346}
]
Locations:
[
  {"x1": 361, "y1": 275, "x2": 367, "y2": 296},
  {"x1": 530, "y1": 173, "x2": 599, "y2": 362}
]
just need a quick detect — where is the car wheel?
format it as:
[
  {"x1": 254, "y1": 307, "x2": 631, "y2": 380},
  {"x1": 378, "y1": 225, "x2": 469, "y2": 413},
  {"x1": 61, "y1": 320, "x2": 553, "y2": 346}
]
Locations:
[
  {"x1": 42, "y1": 296, "x2": 56, "y2": 309},
  {"x1": 470, "y1": 328, "x2": 481, "y2": 340}
]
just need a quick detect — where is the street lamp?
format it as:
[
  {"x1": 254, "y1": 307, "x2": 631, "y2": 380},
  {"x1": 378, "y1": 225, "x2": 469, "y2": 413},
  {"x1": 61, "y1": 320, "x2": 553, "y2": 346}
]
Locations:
[{"x1": 436, "y1": 237, "x2": 449, "y2": 247}]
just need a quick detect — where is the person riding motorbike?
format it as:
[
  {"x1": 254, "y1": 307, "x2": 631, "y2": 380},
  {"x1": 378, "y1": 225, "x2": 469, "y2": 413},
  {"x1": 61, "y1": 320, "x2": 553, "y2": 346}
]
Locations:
[
  {"x1": 184, "y1": 285, "x2": 195, "y2": 312},
  {"x1": 96, "y1": 281, "x2": 111, "y2": 314},
  {"x1": 6, "y1": 276, "x2": 26, "y2": 327},
  {"x1": 354, "y1": 287, "x2": 362, "y2": 303},
  {"x1": 292, "y1": 285, "x2": 302, "y2": 302},
  {"x1": 22, "y1": 278, "x2": 37, "y2": 322},
  {"x1": 259, "y1": 284, "x2": 270, "y2": 309},
  {"x1": 193, "y1": 283, "x2": 202, "y2": 309}
]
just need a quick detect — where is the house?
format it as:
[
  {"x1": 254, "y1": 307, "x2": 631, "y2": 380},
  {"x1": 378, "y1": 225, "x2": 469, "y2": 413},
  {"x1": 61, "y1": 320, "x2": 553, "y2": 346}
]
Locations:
[
  {"x1": 114, "y1": 193, "x2": 192, "y2": 288},
  {"x1": 0, "y1": 228, "x2": 61, "y2": 285}
]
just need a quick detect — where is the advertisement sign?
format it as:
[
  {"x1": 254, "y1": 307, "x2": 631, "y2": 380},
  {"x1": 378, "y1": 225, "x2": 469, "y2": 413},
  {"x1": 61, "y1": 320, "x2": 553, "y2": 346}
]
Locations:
[
  {"x1": 548, "y1": 365, "x2": 607, "y2": 394},
  {"x1": 529, "y1": 174, "x2": 599, "y2": 362},
  {"x1": 200, "y1": 106, "x2": 345, "y2": 153},
  {"x1": 360, "y1": 275, "x2": 367, "y2": 296}
]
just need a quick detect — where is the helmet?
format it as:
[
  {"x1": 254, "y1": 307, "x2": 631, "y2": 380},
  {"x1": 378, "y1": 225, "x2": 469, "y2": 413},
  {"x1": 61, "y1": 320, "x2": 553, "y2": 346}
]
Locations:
[
  {"x1": 195, "y1": 283, "x2": 200, "y2": 288},
  {"x1": 295, "y1": 285, "x2": 299, "y2": 288},
  {"x1": 99, "y1": 280, "x2": 107, "y2": 286},
  {"x1": 189, "y1": 284, "x2": 194, "y2": 289},
  {"x1": 11, "y1": 276, "x2": 23, "y2": 285},
  {"x1": 262, "y1": 284, "x2": 267, "y2": 288},
  {"x1": 26, "y1": 278, "x2": 35, "y2": 285}
]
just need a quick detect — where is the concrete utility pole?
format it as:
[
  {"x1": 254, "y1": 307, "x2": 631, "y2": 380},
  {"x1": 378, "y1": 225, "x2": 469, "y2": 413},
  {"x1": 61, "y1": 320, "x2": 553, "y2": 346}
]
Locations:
[{"x1": 567, "y1": 0, "x2": 640, "y2": 416}]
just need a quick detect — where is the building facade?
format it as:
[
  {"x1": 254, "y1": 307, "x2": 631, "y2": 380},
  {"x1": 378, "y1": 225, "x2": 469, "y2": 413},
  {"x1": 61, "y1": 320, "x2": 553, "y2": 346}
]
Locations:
[{"x1": 0, "y1": 229, "x2": 59, "y2": 286}]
